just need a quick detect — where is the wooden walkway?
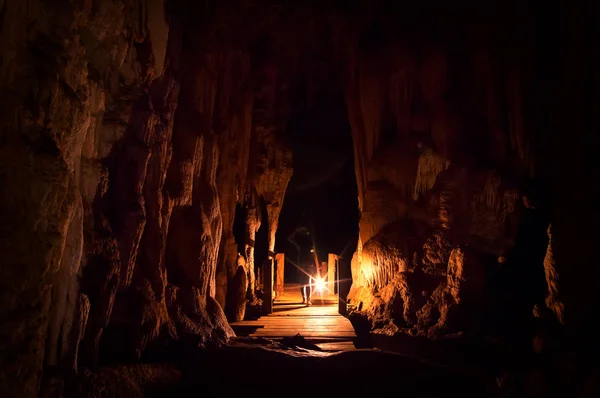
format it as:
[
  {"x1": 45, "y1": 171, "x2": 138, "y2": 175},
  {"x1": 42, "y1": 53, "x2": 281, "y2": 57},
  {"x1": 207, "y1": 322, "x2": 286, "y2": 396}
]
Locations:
[{"x1": 231, "y1": 284, "x2": 357, "y2": 351}]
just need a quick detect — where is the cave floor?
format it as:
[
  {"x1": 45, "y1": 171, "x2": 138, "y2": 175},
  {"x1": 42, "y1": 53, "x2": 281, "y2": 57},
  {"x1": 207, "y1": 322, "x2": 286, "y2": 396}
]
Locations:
[
  {"x1": 230, "y1": 284, "x2": 356, "y2": 351},
  {"x1": 170, "y1": 337, "x2": 499, "y2": 397},
  {"x1": 73, "y1": 287, "x2": 500, "y2": 397},
  {"x1": 184, "y1": 286, "x2": 497, "y2": 395}
]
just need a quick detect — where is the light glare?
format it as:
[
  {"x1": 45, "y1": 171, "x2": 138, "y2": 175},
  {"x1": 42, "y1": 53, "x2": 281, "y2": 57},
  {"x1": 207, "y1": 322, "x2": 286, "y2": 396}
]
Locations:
[{"x1": 314, "y1": 276, "x2": 326, "y2": 293}]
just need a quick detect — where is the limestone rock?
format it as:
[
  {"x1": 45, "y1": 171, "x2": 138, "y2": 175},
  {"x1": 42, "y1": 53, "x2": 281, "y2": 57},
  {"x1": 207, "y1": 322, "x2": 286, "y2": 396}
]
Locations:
[
  {"x1": 227, "y1": 262, "x2": 249, "y2": 322},
  {"x1": 1, "y1": 2, "x2": 598, "y2": 397}
]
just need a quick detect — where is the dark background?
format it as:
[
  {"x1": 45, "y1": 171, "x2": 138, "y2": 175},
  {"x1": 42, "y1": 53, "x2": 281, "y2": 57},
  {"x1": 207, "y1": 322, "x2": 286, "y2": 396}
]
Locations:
[
  {"x1": 272, "y1": 85, "x2": 359, "y2": 284},
  {"x1": 235, "y1": 39, "x2": 361, "y2": 285}
]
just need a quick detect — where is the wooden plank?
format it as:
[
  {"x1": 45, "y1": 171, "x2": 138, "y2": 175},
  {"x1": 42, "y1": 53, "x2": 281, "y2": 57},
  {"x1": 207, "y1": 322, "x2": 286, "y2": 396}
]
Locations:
[
  {"x1": 259, "y1": 320, "x2": 350, "y2": 323},
  {"x1": 249, "y1": 329, "x2": 353, "y2": 332},
  {"x1": 249, "y1": 322, "x2": 353, "y2": 326},
  {"x1": 236, "y1": 324, "x2": 350, "y2": 328},
  {"x1": 252, "y1": 327, "x2": 354, "y2": 330},
  {"x1": 235, "y1": 319, "x2": 353, "y2": 329},
  {"x1": 259, "y1": 324, "x2": 352, "y2": 326},
  {"x1": 252, "y1": 329, "x2": 355, "y2": 336},
  {"x1": 229, "y1": 283, "x2": 357, "y2": 350},
  {"x1": 261, "y1": 317, "x2": 348, "y2": 320},
  {"x1": 258, "y1": 321, "x2": 343, "y2": 324},
  {"x1": 236, "y1": 318, "x2": 354, "y2": 324},
  {"x1": 238, "y1": 318, "x2": 345, "y2": 321},
  {"x1": 253, "y1": 323, "x2": 354, "y2": 331},
  {"x1": 253, "y1": 333, "x2": 354, "y2": 336},
  {"x1": 272, "y1": 310, "x2": 340, "y2": 316},
  {"x1": 266, "y1": 315, "x2": 345, "y2": 318},
  {"x1": 267, "y1": 318, "x2": 345, "y2": 320},
  {"x1": 247, "y1": 322, "x2": 353, "y2": 326},
  {"x1": 250, "y1": 324, "x2": 353, "y2": 327},
  {"x1": 273, "y1": 307, "x2": 339, "y2": 310},
  {"x1": 251, "y1": 330, "x2": 354, "y2": 333},
  {"x1": 253, "y1": 327, "x2": 353, "y2": 330},
  {"x1": 256, "y1": 322, "x2": 351, "y2": 325},
  {"x1": 253, "y1": 331, "x2": 355, "y2": 334},
  {"x1": 252, "y1": 330, "x2": 354, "y2": 333},
  {"x1": 240, "y1": 328, "x2": 353, "y2": 332}
]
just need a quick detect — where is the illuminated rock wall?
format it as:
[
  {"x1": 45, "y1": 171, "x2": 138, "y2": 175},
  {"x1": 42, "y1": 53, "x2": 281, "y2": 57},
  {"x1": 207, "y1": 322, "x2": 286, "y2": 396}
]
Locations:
[{"x1": 343, "y1": 3, "x2": 597, "y2": 342}]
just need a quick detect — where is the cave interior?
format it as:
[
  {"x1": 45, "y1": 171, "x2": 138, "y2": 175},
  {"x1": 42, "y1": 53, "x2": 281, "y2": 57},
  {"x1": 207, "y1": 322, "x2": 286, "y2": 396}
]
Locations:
[{"x1": 0, "y1": 0, "x2": 599, "y2": 396}]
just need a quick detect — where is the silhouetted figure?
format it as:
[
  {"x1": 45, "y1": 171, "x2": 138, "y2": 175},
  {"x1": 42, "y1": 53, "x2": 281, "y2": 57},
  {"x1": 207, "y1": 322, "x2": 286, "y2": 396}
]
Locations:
[{"x1": 287, "y1": 226, "x2": 317, "y2": 305}]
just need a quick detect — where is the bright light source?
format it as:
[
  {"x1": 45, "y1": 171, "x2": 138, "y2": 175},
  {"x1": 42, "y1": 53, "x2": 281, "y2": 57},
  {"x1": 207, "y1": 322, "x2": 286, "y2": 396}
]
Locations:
[{"x1": 314, "y1": 276, "x2": 326, "y2": 293}]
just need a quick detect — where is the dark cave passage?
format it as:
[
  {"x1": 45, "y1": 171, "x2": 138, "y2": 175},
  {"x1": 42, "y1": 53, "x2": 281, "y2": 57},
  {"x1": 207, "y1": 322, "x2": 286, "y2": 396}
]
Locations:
[
  {"x1": 1, "y1": 0, "x2": 600, "y2": 397},
  {"x1": 276, "y1": 73, "x2": 359, "y2": 286}
]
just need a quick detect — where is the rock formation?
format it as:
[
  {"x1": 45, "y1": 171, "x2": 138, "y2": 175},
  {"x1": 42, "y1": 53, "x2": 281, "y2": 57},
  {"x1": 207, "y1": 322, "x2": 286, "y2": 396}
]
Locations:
[
  {"x1": 0, "y1": 0, "x2": 293, "y2": 395},
  {"x1": 341, "y1": 0, "x2": 596, "y2": 342},
  {"x1": 1, "y1": 0, "x2": 599, "y2": 397},
  {"x1": 341, "y1": 1, "x2": 600, "y2": 374},
  {"x1": 344, "y1": 32, "x2": 526, "y2": 337}
]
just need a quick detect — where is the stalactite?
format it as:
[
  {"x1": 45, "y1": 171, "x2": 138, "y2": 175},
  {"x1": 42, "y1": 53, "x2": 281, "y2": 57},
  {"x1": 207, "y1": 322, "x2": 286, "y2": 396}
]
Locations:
[
  {"x1": 358, "y1": 68, "x2": 383, "y2": 162},
  {"x1": 502, "y1": 189, "x2": 518, "y2": 219},
  {"x1": 506, "y1": 59, "x2": 534, "y2": 175},
  {"x1": 388, "y1": 71, "x2": 411, "y2": 138},
  {"x1": 345, "y1": 83, "x2": 368, "y2": 212},
  {"x1": 474, "y1": 171, "x2": 518, "y2": 222},
  {"x1": 368, "y1": 143, "x2": 418, "y2": 201},
  {"x1": 478, "y1": 170, "x2": 501, "y2": 210},
  {"x1": 213, "y1": 46, "x2": 253, "y2": 312},
  {"x1": 195, "y1": 65, "x2": 218, "y2": 127},
  {"x1": 244, "y1": 192, "x2": 260, "y2": 300},
  {"x1": 412, "y1": 148, "x2": 450, "y2": 200},
  {"x1": 420, "y1": 48, "x2": 447, "y2": 103}
]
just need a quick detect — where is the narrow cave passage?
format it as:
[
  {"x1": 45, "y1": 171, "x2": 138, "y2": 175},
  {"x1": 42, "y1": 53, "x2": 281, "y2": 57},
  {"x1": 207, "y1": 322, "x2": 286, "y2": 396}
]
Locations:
[
  {"x1": 2, "y1": 0, "x2": 600, "y2": 397},
  {"x1": 275, "y1": 82, "x2": 359, "y2": 290},
  {"x1": 226, "y1": 52, "x2": 362, "y2": 352}
]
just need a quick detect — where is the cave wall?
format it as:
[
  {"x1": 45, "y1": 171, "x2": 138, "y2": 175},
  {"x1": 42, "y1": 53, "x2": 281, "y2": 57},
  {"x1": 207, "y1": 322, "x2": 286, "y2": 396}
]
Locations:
[
  {"x1": 344, "y1": 0, "x2": 600, "y2": 345},
  {"x1": 1, "y1": 0, "x2": 598, "y2": 395},
  {"x1": 0, "y1": 0, "x2": 295, "y2": 396},
  {"x1": 548, "y1": 0, "x2": 600, "y2": 345},
  {"x1": 345, "y1": 22, "x2": 527, "y2": 337},
  {"x1": 0, "y1": 0, "x2": 178, "y2": 394}
]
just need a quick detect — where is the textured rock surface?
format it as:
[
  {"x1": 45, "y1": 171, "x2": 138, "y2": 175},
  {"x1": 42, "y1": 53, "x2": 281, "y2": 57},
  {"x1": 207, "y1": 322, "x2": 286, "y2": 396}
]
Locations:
[
  {"x1": 69, "y1": 363, "x2": 181, "y2": 398},
  {"x1": 343, "y1": 0, "x2": 600, "y2": 350},
  {"x1": 345, "y1": 29, "x2": 526, "y2": 337},
  {"x1": 226, "y1": 256, "x2": 249, "y2": 322},
  {"x1": 244, "y1": 65, "x2": 293, "y2": 298},
  {"x1": 0, "y1": 0, "x2": 168, "y2": 394},
  {"x1": 0, "y1": 0, "x2": 285, "y2": 395},
  {"x1": 1, "y1": 1, "x2": 599, "y2": 397},
  {"x1": 183, "y1": 337, "x2": 496, "y2": 396}
]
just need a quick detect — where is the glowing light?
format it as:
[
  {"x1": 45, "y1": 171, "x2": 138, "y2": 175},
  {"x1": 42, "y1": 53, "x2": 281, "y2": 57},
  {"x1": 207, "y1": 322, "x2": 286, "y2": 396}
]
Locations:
[{"x1": 314, "y1": 276, "x2": 326, "y2": 293}]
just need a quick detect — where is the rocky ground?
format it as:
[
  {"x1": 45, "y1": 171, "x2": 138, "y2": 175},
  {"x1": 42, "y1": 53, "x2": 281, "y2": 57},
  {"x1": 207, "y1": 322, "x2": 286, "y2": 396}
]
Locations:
[{"x1": 56, "y1": 337, "x2": 498, "y2": 398}]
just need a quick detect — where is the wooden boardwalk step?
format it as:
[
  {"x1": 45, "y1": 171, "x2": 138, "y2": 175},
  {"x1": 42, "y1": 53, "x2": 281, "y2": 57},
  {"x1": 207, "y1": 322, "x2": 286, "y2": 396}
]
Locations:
[{"x1": 230, "y1": 284, "x2": 357, "y2": 351}]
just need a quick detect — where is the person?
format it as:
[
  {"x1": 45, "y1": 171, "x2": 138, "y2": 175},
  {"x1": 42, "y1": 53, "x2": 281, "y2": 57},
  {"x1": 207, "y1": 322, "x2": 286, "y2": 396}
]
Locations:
[{"x1": 288, "y1": 226, "x2": 317, "y2": 306}]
